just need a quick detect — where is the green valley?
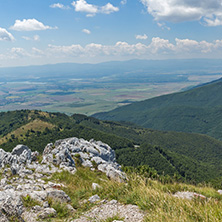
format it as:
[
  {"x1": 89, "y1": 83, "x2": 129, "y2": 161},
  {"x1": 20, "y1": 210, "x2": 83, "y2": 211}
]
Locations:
[{"x1": 0, "y1": 59, "x2": 221, "y2": 115}]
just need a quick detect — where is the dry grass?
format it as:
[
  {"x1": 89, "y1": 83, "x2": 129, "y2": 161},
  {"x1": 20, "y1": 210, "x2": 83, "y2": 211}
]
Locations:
[
  {"x1": 0, "y1": 119, "x2": 55, "y2": 144},
  {"x1": 50, "y1": 168, "x2": 222, "y2": 222}
]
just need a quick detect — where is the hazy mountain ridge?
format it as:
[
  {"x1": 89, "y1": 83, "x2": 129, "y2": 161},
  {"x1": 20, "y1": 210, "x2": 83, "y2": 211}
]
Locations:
[{"x1": 1, "y1": 59, "x2": 222, "y2": 80}]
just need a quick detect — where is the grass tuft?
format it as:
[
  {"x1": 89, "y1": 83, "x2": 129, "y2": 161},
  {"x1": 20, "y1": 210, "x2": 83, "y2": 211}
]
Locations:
[
  {"x1": 49, "y1": 167, "x2": 222, "y2": 221},
  {"x1": 22, "y1": 195, "x2": 41, "y2": 208}
]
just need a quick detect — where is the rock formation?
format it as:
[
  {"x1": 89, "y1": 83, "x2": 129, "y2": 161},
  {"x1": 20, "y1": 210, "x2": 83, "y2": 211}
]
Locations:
[{"x1": 0, "y1": 137, "x2": 127, "y2": 221}]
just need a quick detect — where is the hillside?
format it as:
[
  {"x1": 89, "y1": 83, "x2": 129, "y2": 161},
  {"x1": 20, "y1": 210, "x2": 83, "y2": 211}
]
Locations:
[
  {"x1": 1, "y1": 110, "x2": 222, "y2": 183},
  {"x1": 93, "y1": 77, "x2": 222, "y2": 140},
  {"x1": 1, "y1": 138, "x2": 222, "y2": 222}
]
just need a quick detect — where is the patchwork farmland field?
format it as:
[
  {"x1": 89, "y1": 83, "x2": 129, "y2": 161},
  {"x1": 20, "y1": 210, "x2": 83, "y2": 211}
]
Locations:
[{"x1": 0, "y1": 73, "x2": 220, "y2": 115}]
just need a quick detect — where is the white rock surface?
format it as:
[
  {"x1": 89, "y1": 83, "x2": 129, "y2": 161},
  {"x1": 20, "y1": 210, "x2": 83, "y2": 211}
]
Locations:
[
  {"x1": 0, "y1": 137, "x2": 127, "y2": 221},
  {"x1": 173, "y1": 191, "x2": 206, "y2": 200},
  {"x1": 218, "y1": 190, "x2": 222, "y2": 195},
  {"x1": 72, "y1": 200, "x2": 145, "y2": 222}
]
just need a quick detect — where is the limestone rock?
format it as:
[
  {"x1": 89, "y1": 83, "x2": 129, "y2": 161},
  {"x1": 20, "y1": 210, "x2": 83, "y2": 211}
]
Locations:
[
  {"x1": 72, "y1": 200, "x2": 145, "y2": 222},
  {"x1": 218, "y1": 190, "x2": 222, "y2": 195},
  {"x1": 47, "y1": 190, "x2": 71, "y2": 203},
  {"x1": 88, "y1": 194, "x2": 101, "y2": 203},
  {"x1": 0, "y1": 212, "x2": 9, "y2": 222},
  {"x1": 173, "y1": 191, "x2": 206, "y2": 200},
  {"x1": 92, "y1": 183, "x2": 101, "y2": 190},
  {"x1": 41, "y1": 137, "x2": 126, "y2": 181},
  {"x1": 38, "y1": 207, "x2": 57, "y2": 219},
  {"x1": 1, "y1": 196, "x2": 24, "y2": 217},
  {"x1": 0, "y1": 136, "x2": 127, "y2": 221}
]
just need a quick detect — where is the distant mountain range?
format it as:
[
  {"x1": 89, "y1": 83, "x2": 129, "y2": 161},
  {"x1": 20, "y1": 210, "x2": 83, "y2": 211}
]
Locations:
[
  {"x1": 93, "y1": 77, "x2": 222, "y2": 140},
  {"x1": 1, "y1": 58, "x2": 222, "y2": 81}
]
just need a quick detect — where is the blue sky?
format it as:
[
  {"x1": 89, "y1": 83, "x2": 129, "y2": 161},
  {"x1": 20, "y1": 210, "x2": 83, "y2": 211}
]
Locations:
[{"x1": 1, "y1": 0, "x2": 222, "y2": 67}]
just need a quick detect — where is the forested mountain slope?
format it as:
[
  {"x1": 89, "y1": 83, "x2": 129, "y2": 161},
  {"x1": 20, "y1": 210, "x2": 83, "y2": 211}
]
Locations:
[
  {"x1": 0, "y1": 110, "x2": 222, "y2": 182},
  {"x1": 93, "y1": 78, "x2": 222, "y2": 140}
]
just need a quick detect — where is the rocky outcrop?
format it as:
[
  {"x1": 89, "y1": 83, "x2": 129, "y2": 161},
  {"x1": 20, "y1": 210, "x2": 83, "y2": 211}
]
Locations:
[
  {"x1": 0, "y1": 137, "x2": 126, "y2": 221},
  {"x1": 72, "y1": 199, "x2": 145, "y2": 222},
  {"x1": 173, "y1": 191, "x2": 206, "y2": 200},
  {"x1": 42, "y1": 137, "x2": 126, "y2": 182}
]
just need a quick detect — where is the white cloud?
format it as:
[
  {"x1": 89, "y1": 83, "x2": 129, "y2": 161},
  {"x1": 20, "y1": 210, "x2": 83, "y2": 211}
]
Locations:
[
  {"x1": 72, "y1": 0, "x2": 98, "y2": 16},
  {"x1": 136, "y1": 34, "x2": 148, "y2": 40},
  {"x1": 3, "y1": 38, "x2": 222, "y2": 66},
  {"x1": 22, "y1": 35, "x2": 40, "y2": 41},
  {"x1": 101, "y1": 3, "x2": 119, "y2": 14},
  {"x1": 203, "y1": 17, "x2": 222, "y2": 27},
  {"x1": 157, "y1": 22, "x2": 170, "y2": 30},
  {"x1": 50, "y1": 3, "x2": 70, "y2": 9},
  {"x1": 148, "y1": 37, "x2": 174, "y2": 54},
  {"x1": 141, "y1": 0, "x2": 222, "y2": 26},
  {"x1": 0, "y1": 28, "x2": 15, "y2": 41},
  {"x1": 44, "y1": 38, "x2": 222, "y2": 58},
  {"x1": 72, "y1": 0, "x2": 119, "y2": 16},
  {"x1": 33, "y1": 35, "x2": 40, "y2": 41},
  {"x1": 22, "y1": 36, "x2": 31, "y2": 41},
  {"x1": 82, "y1": 29, "x2": 91, "y2": 34},
  {"x1": 10, "y1": 19, "x2": 57, "y2": 31},
  {"x1": 10, "y1": 47, "x2": 30, "y2": 58},
  {"x1": 175, "y1": 38, "x2": 199, "y2": 51},
  {"x1": 121, "y1": 0, "x2": 127, "y2": 5},
  {"x1": 32, "y1": 47, "x2": 45, "y2": 57},
  {"x1": 47, "y1": 44, "x2": 84, "y2": 56}
]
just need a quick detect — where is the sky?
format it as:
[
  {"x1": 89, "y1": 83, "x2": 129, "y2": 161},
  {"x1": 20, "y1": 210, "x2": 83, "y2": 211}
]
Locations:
[{"x1": 1, "y1": 0, "x2": 222, "y2": 67}]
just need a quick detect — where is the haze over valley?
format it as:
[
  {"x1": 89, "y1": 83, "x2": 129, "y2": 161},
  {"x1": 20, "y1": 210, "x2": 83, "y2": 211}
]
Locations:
[{"x1": 0, "y1": 59, "x2": 222, "y2": 115}]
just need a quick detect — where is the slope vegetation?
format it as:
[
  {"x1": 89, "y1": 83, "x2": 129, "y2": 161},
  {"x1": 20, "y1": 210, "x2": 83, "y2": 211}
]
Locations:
[
  {"x1": 0, "y1": 110, "x2": 222, "y2": 183},
  {"x1": 93, "y1": 77, "x2": 222, "y2": 140}
]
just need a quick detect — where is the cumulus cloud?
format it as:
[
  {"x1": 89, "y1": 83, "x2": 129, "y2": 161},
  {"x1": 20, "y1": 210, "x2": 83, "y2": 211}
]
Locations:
[
  {"x1": 3, "y1": 38, "x2": 222, "y2": 65},
  {"x1": 32, "y1": 47, "x2": 45, "y2": 57},
  {"x1": 141, "y1": 0, "x2": 222, "y2": 26},
  {"x1": 136, "y1": 34, "x2": 148, "y2": 40},
  {"x1": 121, "y1": 0, "x2": 127, "y2": 5},
  {"x1": 10, "y1": 19, "x2": 57, "y2": 31},
  {"x1": 0, "y1": 28, "x2": 15, "y2": 41},
  {"x1": 82, "y1": 29, "x2": 91, "y2": 34},
  {"x1": 10, "y1": 47, "x2": 31, "y2": 58},
  {"x1": 72, "y1": 0, "x2": 119, "y2": 16},
  {"x1": 50, "y1": 3, "x2": 70, "y2": 9},
  {"x1": 148, "y1": 37, "x2": 174, "y2": 54},
  {"x1": 101, "y1": 3, "x2": 119, "y2": 14},
  {"x1": 72, "y1": 0, "x2": 98, "y2": 16},
  {"x1": 45, "y1": 38, "x2": 222, "y2": 58},
  {"x1": 22, "y1": 35, "x2": 40, "y2": 41},
  {"x1": 48, "y1": 44, "x2": 84, "y2": 56},
  {"x1": 157, "y1": 22, "x2": 170, "y2": 30}
]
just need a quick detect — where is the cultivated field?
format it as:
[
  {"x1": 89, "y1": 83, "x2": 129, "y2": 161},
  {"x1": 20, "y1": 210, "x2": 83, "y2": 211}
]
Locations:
[{"x1": 0, "y1": 74, "x2": 220, "y2": 115}]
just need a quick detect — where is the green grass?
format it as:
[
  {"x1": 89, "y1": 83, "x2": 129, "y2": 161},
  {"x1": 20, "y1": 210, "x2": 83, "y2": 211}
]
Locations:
[
  {"x1": 48, "y1": 167, "x2": 222, "y2": 222},
  {"x1": 47, "y1": 198, "x2": 71, "y2": 219},
  {"x1": 22, "y1": 195, "x2": 41, "y2": 208},
  {"x1": 102, "y1": 215, "x2": 125, "y2": 222}
]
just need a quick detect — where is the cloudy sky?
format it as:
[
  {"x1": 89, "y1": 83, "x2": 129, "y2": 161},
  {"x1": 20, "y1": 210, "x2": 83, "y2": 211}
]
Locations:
[{"x1": 1, "y1": 0, "x2": 222, "y2": 67}]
